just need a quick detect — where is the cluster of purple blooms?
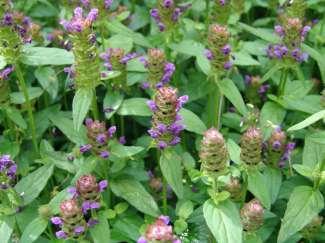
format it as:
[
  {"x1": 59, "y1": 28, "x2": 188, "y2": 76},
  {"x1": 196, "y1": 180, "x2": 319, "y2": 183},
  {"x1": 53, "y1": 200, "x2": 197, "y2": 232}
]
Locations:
[
  {"x1": 60, "y1": 7, "x2": 98, "y2": 33},
  {"x1": 0, "y1": 155, "x2": 17, "y2": 189},
  {"x1": 140, "y1": 51, "x2": 176, "y2": 88},
  {"x1": 150, "y1": 0, "x2": 190, "y2": 32},
  {"x1": 51, "y1": 175, "x2": 108, "y2": 239},
  {"x1": 266, "y1": 44, "x2": 308, "y2": 63},
  {"x1": 80, "y1": 118, "x2": 116, "y2": 159},
  {"x1": 147, "y1": 87, "x2": 188, "y2": 149},
  {"x1": 0, "y1": 66, "x2": 14, "y2": 80},
  {"x1": 204, "y1": 45, "x2": 233, "y2": 70},
  {"x1": 267, "y1": 18, "x2": 311, "y2": 63},
  {"x1": 99, "y1": 48, "x2": 138, "y2": 71},
  {"x1": 1, "y1": 11, "x2": 33, "y2": 43}
]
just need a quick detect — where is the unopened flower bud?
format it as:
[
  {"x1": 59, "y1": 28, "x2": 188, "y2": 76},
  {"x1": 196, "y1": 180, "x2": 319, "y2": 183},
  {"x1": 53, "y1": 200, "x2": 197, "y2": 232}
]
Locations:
[
  {"x1": 240, "y1": 127, "x2": 262, "y2": 166},
  {"x1": 199, "y1": 128, "x2": 228, "y2": 172},
  {"x1": 240, "y1": 199, "x2": 264, "y2": 231},
  {"x1": 224, "y1": 177, "x2": 242, "y2": 201},
  {"x1": 38, "y1": 204, "x2": 52, "y2": 219}
]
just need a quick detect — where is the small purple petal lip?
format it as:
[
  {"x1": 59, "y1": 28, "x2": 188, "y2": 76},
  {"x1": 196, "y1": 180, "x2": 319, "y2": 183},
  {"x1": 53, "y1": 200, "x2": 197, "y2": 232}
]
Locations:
[
  {"x1": 100, "y1": 150, "x2": 110, "y2": 159},
  {"x1": 51, "y1": 217, "x2": 63, "y2": 225},
  {"x1": 137, "y1": 236, "x2": 147, "y2": 243},
  {"x1": 74, "y1": 226, "x2": 85, "y2": 235},
  {"x1": 67, "y1": 187, "x2": 78, "y2": 197},
  {"x1": 56, "y1": 230, "x2": 67, "y2": 239},
  {"x1": 99, "y1": 180, "x2": 108, "y2": 191},
  {"x1": 158, "y1": 215, "x2": 170, "y2": 224}
]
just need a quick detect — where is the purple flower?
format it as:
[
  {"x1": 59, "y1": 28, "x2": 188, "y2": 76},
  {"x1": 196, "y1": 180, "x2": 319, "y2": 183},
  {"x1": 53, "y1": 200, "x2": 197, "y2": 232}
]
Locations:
[
  {"x1": 301, "y1": 25, "x2": 311, "y2": 38},
  {"x1": 51, "y1": 217, "x2": 63, "y2": 225},
  {"x1": 163, "y1": 0, "x2": 173, "y2": 8},
  {"x1": 158, "y1": 141, "x2": 168, "y2": 150},
  {"x1": 139, "y1": 56, "x2": 148, "y2": 67},
  {"x1": 150, "y1": 8, "x2": 160, "y2": 21},
  {"x1": 137, "y1": 236, "x2": 147, "y2": 243},
  {"x1": 147, "y1": 100, "x2": 157, "y2": 112},
  {"x1": 85, "y1": 118, "x2": 93, "y2": 127},
  {"x1": 221, "y1": 44, "x2": 231, "y2": 55},
  {"x1": 172, "y1": 8, "x2": 181, "y2": 22},
  {"x1": 219, "y1": 0, "x2": 226, "y2": 5},
  {"x1": 56, "y1": 230, "x2": 67, "y2": 239},
  {"x1": 224, "y1": 61, "x2": 233, "y2": 70},
  {"x1": 67, "y1": 187, "x2": 78, "y2": 197},
  {"x1": 148, "y1": 129, "x2": 159, "y2": 138},
  {"x1": 274, "y1": 25, "x2": 285, "y2": 37},
  {"x1": 287, "y1": 142, "x2": 296, "y2": 151},
  {"x1": 87, "y1": 219, "x2": 99, "y2": 227},
  {"x1": 82, "y1": 201, "x2": 91, "y2": 213},
  {"x1": 0, "y1": 66, "x2": 14, "y2": 80},
  {"x1": 177, "y1": 95, "x2": 189, "y2": 110},
  {"x1": 120, "y1": 52, "x2": 138, "y2": 64},
  {"x1": 104, "y1": 0, "x2": 113, "y2": 9},
  {"x1": 108, "y1": 126, "x2": 117, "y2": 137},
  {"x1": 100, "y1": 150, "x2": 110, "y2": 159},
  {"x1": 158, "y1": 22, "x2": 165, "y2": 32},
  {"x1": 119, "y1": 136, "x2": 126, "y2": 144},
  {"x1": 291, "y1": 48, "x2": 308, "y2": 62},
  {"x1": 90, "y1": 201, "x2": 100, "y2": 209},
  {"x1": 2, "y1": 13, "x2": 13, "y2": 26},
  {"x1": 169, "y1": 123, "x2": 185, "y2": 135},
  {"x1": 158, "y1": 215, "x2": 170, "y2": 224},
  {"x1": 74, "y1": 226, "x2": 85, "y2": 235},
  {"x1": 96, "y1": 134, "x2": 107, "y2": 145},
  {"x1": 99, "y1": 180, "x2": 108, "y2": 192},
  {"x1": 80, "y1": 0, "x2": 90, "y2": 7},
  {"x1": 204, "y1": 49, "x2": 214, "y2": 60},
  {"x1": 141, "y1": 82, "x2": 150, "y2": 90},
  {"x1": 170, "y1": 136, "x2": 181, "y2": 145},
  {"x1": 272, "y1": 141, "x2": 282, "y2": 150},
  {"x1": 157, "y1": 123, "x2": 167, "y2": 133},
  {"x1": 80, "y1": 144, "x2": 92, "y2": 153}
]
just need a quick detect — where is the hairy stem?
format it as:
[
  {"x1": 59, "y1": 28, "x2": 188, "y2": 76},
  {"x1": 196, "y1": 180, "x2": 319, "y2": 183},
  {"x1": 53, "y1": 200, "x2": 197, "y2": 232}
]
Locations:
[{"x1": 15, "y1": 63, "x2": 38, "y2": 154}]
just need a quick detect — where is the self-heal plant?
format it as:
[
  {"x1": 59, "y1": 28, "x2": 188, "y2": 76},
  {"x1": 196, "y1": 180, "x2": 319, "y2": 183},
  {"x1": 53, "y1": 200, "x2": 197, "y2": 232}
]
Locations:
[
  {"x1": 80, "y1": 118, "x2": 116, "y2": 158},
  {"x1": 140, "y1": 48, "x2": 175, "y2": 89},
  {"x1": 150, "y1": 0, "x2": 190, "y2": 32},
  {"x1": 100, "y1": 48, "x2": 137, "y2": 91},
  {"x1": 61, "y1": 7, "x2": 101, "y2": 127},
  {"x1": 51, "y1": 175, "x2": 107, "y2": 240},
  {"x1": 147, "y1": 86, "x2": 188, "y2": 149},
  {"x1": 240, "y1": 127, "x2": 263, "y2": 166},
  {"x1": 240, "y1": 198, "x2": 264, "y2": 232},
  {"x1": 0, "y1": 66, "x2": 14, "y2": 104},
  {"x1": 137, "y1": 215, "x2": 181, "y2": 243}
]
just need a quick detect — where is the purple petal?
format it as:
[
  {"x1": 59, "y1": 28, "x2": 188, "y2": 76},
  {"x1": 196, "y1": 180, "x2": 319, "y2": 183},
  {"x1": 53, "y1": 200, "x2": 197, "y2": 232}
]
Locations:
[{"x1": 99, "y1": 180, "x2": 108, "y2": 192}]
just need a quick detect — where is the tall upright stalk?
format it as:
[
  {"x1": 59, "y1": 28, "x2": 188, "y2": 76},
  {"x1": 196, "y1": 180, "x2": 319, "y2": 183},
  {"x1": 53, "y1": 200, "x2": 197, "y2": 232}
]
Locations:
[
  {"x1": 15, "y1": 63, "x2": 38, "y2": 154},
  {"x1": 278, "y1": 69, "x2": 288, "y2": 96},
  {"x1": 91, "y1": 92, "x2": 99, "y2": 120}
]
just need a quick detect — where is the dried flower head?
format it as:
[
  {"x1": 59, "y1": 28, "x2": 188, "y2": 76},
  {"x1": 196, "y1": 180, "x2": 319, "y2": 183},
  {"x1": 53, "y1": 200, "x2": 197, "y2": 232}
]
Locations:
[
  {"x1": 199, "y1": 128, "x2": 228, "y2": 172},
  {"x1": 240, "y1": 127, "x2": 263, "y2": 166},
  {"x1": 240, "y1": 199, "x2": 264, "y2": 232}
]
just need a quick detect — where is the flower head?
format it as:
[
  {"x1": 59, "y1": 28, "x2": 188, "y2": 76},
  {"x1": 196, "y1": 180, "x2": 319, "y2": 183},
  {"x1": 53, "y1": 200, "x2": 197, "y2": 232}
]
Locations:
[
  {"x1": 241, "y1": 199, "x2": 264, "y2": 232},
  {"x1": 240, "y1": 127, "x2": 263, "y2": 166}
]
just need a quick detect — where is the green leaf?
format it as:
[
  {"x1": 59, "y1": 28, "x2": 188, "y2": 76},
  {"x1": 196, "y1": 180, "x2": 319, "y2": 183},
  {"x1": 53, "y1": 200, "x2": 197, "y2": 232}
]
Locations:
[
  {"x1": 109, "y1": 141, "x2": 144, "y2": 158},
  {"x1": 302, "y1": 44, "x2": 325, "y2": 84},
  {"x1": 277, "y1": 186, "x2": 324, "y2": 243},
  {"x1": 90, "y1": 213, "x2": 111, "y2": 243},
  {"x1": 177, "y1": 201, "x2": 194, "y2": 219},
  {"x1": 0, "y1": 217, "x2": 14, "y2": 243},
  {"x1": 260, "y1": 63, "x2": 282, "y2": 84},
  {"x1": 247, "y1": 169, "x2": 271, "y2": 209},
  {"x1": 5, "y1": 107, "x2": 27, "y2": 129},
  {"x1": 34, "y1": 66, "x2": 59, "y2": 100},
  {"x1": 20, "y1": 217, "x2": 48, "y2": 243},
  {"x1": 302, "y1": 132, "x2": 325, "y2": 169},
  {"x1": 227, "y1": 139, "x2": 241, "y2": 165},
  {"x1": 179, "y1": 108, "x2": 207, "y2": 135},
  {"x1": 160, "y1": 149, "x2": 184, "y2": 198},
  {"x1": 218, "y1": 78, "x2": 248, "y2": 116},
  {"x1": 232, "y1": 52, "x2": 260, "y2": 66},
  {"x1": 49, "y1": 114, "x2": 87, "y2": 145},
  {"x1": 72, "y1": 88, "x2": 94, "y2": 131},
  {"x1": 103, "y1": 90, "x2": 124, "y2": 119},
  {"x1": 111, "y1": 178, "x2": 160, "y2": 217},
  {"x1": 0, "y1": 55, "x2": 6, "y2": 69},
  {"x1": 106, "y1": 21, "x2": 151, "y2": 48},
  {"x1": 10, "y1": 87, "x2": 44, "y2": 104},
  {"x1": 107, "y1": 34, "x2": 133, "y2": 52},
  {"x1": 293, "y1": 164, "x2": 314, "y2": 181},
  {"x1": 239, "y1": 23, "x2": 280, "y2": 43},
  {"x1": 288, "y1": 110, "x2": 325, "y2": 131},
  {"x1": 264, "y1": 167, "x2": 282, "y2": 204},
  {"x1": 117, "y1": 98, "x2": 151, "y2": 116},
  {"x1": 203, "y1": 199, "x2": 242, "y2": 243},
  {"x1": 21, "y1": 47, "x2": 74, "y2": 66},
  {"x1": 15, "y1": 163, "x2": 54, "y2": 205},
  {"x1": 260, "y1": 102, "x2": 286, "y2": 138}
]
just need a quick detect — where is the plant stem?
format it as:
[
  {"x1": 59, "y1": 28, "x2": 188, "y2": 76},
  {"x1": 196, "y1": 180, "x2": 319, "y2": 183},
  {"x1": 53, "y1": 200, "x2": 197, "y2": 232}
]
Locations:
[
  {"x1": 120, "y1": 115, "x2": 125, "y2": 136},
  {"x1": 162, "y1": 176, "x2": 168, "y2": 215},
  {"x1": 278, "y1": 69, "x2": 288, "y2": 96},
  {"x1": 15, "y1": 63, "x2": 38, "y2": 154},
  {"x1": 91, "y1": 91, "x2": 99, "y2": 120},
  {"x1": 211, "y1": 75, "x2": 223, "y2": 129}
]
